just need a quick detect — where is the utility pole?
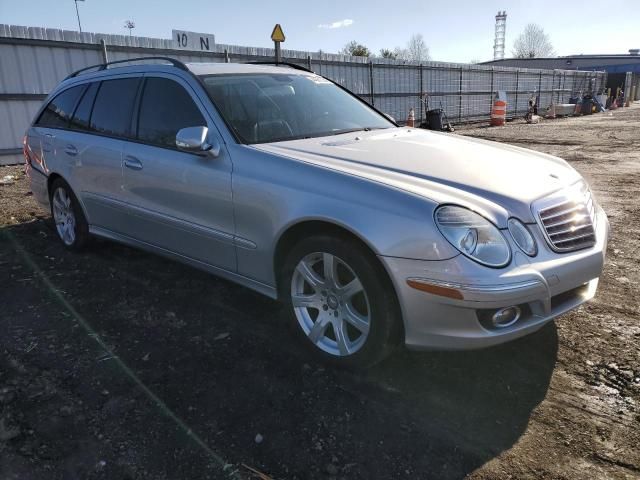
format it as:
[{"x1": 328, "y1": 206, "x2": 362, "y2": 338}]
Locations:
[{"x1": 74, "y1": 0, "x2": 84, "y2": 33}]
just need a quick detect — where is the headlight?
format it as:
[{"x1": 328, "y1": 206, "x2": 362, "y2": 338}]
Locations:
[
  {"x1": 507, "y1": 218, "x2": 537, "y2": 256},
  {"x1": 435, "y1": 205, "x2": 511, "y2": 267}
]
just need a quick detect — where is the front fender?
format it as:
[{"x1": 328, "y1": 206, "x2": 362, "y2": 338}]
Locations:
[{"x1": 230, "y1": 145, "x2": 458, "y2": 286}]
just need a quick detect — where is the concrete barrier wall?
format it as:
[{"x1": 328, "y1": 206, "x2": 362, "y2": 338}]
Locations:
[{"x1": 0, "y1": 23, "x2": 608, "y2": 165}]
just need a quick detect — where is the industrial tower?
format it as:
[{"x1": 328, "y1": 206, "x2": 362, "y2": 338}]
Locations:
[{"x1": 493, "y1": 11, "x2": 507, "y2": 60}]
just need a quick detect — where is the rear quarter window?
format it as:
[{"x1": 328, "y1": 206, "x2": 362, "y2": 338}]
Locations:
[
  {"x1": 36, "y1": 85, "x2": 86, "y2": 128},
  {"x1": 69, "y1": 82, "x2": 100, "y2": 131},
  {"x1": 90, "y1": 78, "x2": 140, "y2": 138}
]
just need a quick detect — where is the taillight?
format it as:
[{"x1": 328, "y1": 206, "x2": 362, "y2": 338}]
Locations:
[
  {"x1": 23, "y1": 134, "x2": 31, "y2": 175},
  {"x1": 23, "y1": 134, "x2": 33, "y2": 162}
]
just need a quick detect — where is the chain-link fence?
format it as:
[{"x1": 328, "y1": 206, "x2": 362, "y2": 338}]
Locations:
[
  {"x1": 301, "y1": 60, "x2": 607, "y2": 125},
  {"x1": 0, "y1": 23, "x2": 608, "y2": 164}
]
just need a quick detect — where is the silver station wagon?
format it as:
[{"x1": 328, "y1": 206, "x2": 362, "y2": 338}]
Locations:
[{"x1": 25, "y1": 57, "x2": 609, "y2": 367}]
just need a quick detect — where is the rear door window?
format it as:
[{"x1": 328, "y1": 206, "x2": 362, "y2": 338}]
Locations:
[
  {"x1": 90, "y1": 78, "x2": 140, "y2": 138},
  {"x1": 36, "y1": 85, "x2": 86, "y2": 128},
  {"x1": 137, "y1": 77, "x2": 206, "y2": 148},
  {"x1": 69, "y1": 82, "x2": 100, "y2": 132}
]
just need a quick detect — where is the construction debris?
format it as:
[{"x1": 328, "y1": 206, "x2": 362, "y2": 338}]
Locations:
[{"x1": 1, "y1": 175, "x2": 16, "y2": 185}]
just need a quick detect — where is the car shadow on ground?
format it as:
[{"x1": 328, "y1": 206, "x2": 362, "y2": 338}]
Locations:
[
  {"x1": 368, "y1": 326, "x2": 558, "y2": 475},
  {"x1": 1, "y1": 219, "x2": 557, "y2": 479}
]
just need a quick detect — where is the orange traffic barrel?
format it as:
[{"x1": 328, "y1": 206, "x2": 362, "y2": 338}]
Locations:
[{"x1": 490, "y1": 95, "x2": 507, "y2": 126}]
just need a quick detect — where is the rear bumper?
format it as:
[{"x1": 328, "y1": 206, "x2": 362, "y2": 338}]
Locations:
[
  {"x1": 380, "y1": 206, "x2": 609, "y2": 350},
  {"x1": 26, "y1": 163, "x2": 50, "y2": 210}
]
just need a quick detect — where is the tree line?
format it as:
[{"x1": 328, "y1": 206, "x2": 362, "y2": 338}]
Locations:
[
  {"x1": 337, "y1": 23, "x2": 554, "y2": 61},
  {"x1": 340, "y1": 34, "x2": 430, "y2": 61}
]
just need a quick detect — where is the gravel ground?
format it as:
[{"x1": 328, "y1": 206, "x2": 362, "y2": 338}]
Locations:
[{"x1": 0, "y1": 104, "x2": 638, "y2": 479}]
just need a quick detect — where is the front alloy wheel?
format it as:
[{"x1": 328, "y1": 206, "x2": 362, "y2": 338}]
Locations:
[
  {"x1": 291, "y1": 252, "x2": 371, "y2": 356},
  {"x1": 282, "y1": 234, "x2": 401, "y2": 368}
]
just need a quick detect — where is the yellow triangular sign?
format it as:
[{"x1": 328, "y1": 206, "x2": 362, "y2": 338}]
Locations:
[{"x1": 271, "y1": 24, "x2": 285, "y2": 42}]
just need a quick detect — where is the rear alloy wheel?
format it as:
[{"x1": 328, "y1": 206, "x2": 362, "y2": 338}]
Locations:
[
  {"x1": 49, "y1": 179, "x2": 89, "y2": 250},
  {"x1": 282, "y1": 235, "x2": 401, "y2": 368}
]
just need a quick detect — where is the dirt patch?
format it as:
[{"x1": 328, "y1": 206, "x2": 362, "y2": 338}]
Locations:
[{"x1": 1, "y1": 105, "x2": 639, "y2": 479}]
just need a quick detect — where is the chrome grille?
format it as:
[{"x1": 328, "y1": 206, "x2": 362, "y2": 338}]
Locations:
[{"x1": 537, "y1": 184, "x2": 596, "y2": 252}]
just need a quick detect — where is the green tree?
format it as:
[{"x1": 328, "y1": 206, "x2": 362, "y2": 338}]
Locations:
[
  {"x1": 379, "y1": 48, "x2": 397, "y2": 59},
  {"x1": 340, "y1": 41, "x2": 371, "y2": 57}
]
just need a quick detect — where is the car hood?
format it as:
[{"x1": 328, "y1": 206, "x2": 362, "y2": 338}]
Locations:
[{"x1": 253, "y1": 128, "x2": 581, "y2": 225}]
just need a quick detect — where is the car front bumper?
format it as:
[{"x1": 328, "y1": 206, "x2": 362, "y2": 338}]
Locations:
[{"x1": 380, "y1": 206, "x2": 609, "y2": 350}]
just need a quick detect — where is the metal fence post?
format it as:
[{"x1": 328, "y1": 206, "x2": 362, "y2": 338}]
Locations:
[
  {"x1": 419, "y1": 64, "x2": 423, "y2": 122},
  {"x1": 584, "y1": 72, "x2": 588, "y2": 94},
  {"x1": 538, "y1": 71, "x2": 543, "y2": 107},
  {"x1": 489, "y1": 67, "x2": 495, "y2": 116},
  {"x1": 307, "y1": 55, "x2": 311, "y2": 71},
  {"x1": 557, "y1": 73, "x2": 562, "y2": 103},
  {"x1": 100, "y1": 39, "x2": 108, "y2": 63},
  {"x1": 514, "y1": 69, "x2": 520, "y2": 117},
  {"x1": 369, "y1": 61, "x2": 375, "y2": 106},
  {"x1": 224, "y1": 49, "x2": 229, "y2": 63},
  {"x1": 458, "y1": 66, "x2": 463, "y2": 123}
]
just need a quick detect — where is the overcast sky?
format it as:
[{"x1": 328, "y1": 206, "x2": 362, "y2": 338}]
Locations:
[{"x1": 1, "y1": 0, "x2": 638, "y2": 62}]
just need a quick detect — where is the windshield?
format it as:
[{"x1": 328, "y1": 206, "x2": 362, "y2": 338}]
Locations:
[{"x1": 199, "y1": 72, "x2": 395, "y2": 144}]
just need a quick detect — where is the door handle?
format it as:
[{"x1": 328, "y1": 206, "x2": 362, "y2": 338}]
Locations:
[
  {"x1": 64, "y1": 144, "x2": 78, "y2": 156},
  {"x1": 123, "y1": 156, "x2": 143, "y2": 170}
]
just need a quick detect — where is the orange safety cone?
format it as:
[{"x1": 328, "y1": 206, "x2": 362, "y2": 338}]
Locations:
[{"x1": 406, "y1": 108, "x2": 415, "y2": 128}]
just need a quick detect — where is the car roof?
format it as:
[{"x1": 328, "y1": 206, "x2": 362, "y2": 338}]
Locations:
[
  {"x1": 55, "y1": 61, "x2": 314, "y2": 96},
  {"x1": 65, "y1": 61, "x2": 311, "y2": 83},
  {"x1": 186, "y1": 62, "x2": 313, "y2": 76}
]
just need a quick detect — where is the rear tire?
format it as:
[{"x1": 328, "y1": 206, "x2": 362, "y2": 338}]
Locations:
[
  {"x1": 281, "y1": 234, "x2": 401, "y2": 369},
  {"x1": 49, "y1": 178, "x2": 90, "y2": 251}
]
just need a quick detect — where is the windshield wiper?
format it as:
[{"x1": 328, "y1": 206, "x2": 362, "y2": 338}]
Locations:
[
  {"x1": 250, "y1": 127, "x2": 392, "y2": 144},
  {"x1": 330, "y1": 127, "x2": 388, "y2": 136}
]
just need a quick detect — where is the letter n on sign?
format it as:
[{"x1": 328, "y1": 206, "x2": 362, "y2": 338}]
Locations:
[{"x1": 172, "y1": 29, "x2": 215, "y2": 51}]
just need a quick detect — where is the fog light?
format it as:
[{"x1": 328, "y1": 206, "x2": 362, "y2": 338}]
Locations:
[{"x1": 491, "y1": 306, "x2": 521, "y2": 328}]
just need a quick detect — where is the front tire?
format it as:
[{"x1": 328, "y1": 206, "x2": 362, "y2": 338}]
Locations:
[
  {"x1": 281, "y1": 235, "x2": 401, "y2": 368},
  {"x1": 49, "y1": 178, "x2": 90, "y2": 250}
]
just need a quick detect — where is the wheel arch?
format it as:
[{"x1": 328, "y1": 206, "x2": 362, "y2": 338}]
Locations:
[
  {"x1": 273, "y1": 219, "x2": 405, "y2": 343},
  {"x1": 46, "y1": 172, "x2": 63, "y2": 194}
]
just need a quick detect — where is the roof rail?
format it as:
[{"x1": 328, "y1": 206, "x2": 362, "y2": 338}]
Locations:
[
  {"x1": 245, "y1": 61, "x2": 313, "y2": 73},
  {"x1": 65, "y1": 56, "x2": 189, "y2": 80}
]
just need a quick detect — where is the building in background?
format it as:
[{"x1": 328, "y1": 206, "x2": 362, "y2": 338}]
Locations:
[{"x1": 482, "y1": 50, "x2": 640, "y2": 97}]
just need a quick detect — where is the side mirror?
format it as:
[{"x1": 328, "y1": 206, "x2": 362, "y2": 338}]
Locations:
[{"x1": 176, "y1": 126, "x2": 220, "y2": 157}]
